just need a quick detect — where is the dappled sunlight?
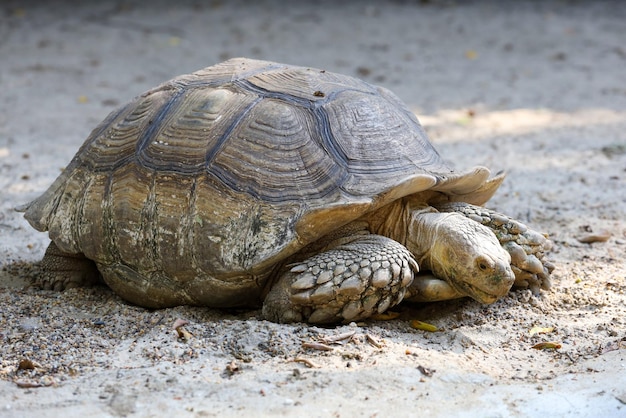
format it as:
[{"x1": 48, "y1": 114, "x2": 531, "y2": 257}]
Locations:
[{"x1": 415, "y1": 107, "x2": 626, "y2": 144}]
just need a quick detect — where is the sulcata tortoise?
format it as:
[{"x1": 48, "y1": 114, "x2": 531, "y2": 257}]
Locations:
[{"x1": 19, "y1": 58, "x2": 553, "y2": 324}]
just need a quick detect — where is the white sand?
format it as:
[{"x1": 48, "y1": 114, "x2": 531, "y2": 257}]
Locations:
[{"x1": 1, "y1": 1, "x2": 625, "y2": 416}]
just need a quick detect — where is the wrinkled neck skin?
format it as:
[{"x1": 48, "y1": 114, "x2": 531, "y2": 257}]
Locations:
[{"x1": 367, "y1": 198, "x2": 441, "y2": 270}]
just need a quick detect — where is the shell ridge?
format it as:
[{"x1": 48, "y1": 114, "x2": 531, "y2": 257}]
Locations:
[
  {"x1": 204, "y1": 96, "x2": 264, "y2": 167},
  {"x1": 312, "y1": 106, "x2": 350, "y2": 172},
  {"x1": 185, "y1": 176, "x2": 200, "y2": 273},
  {"x1": 234, "y1": 79, "x2": 317, "y2": 107},
  {"x1": 135, "y1": 87, "x2": 187, "y2": 164},
  {"x1": 73, "y1": 172, "x2": 95, "y2": 253},
  {"x1": 102, "y1": 171, "x2": 121, "y2": 263},
  {"x1": 77, "y1": 102, "x2": 135, "y2": 171}
]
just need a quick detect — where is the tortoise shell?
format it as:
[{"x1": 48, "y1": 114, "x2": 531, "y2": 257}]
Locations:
[{"x1": 22, "y1": 58, "x2": 499, "y2": 307}]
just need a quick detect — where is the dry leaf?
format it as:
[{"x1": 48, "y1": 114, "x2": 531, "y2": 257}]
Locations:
[
  {"x1": 465, "y1": 50, "x2": 478, "y2": 60},
  {"x1": 577, "y1": 231, "x2": 611, "y2": 243},
  {"x1": 410, "y1": 320, "x2": 439, "y2": 332},
  {"x1": 532, "y1": 342, "x2": 562, "y2": 350},
  {"x1": 371, "y1": 311, "x2": 401, "y2": 321},
  {"x1": 17, "y1": 359, "x2": 37, "y2": 370}
]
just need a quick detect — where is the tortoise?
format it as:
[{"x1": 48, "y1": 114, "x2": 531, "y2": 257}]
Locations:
[{"x1": 19, "y1": 58, "x2": 553, "y2": 324}]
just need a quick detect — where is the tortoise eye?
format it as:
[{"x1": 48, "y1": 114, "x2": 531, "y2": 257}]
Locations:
[{"x1": 476, "y1": 256, "x2": 491, "y2": 272}]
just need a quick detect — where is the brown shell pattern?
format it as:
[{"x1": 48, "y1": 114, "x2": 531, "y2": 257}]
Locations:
[{"x1": 23, "y1": 58, "x2": 450, "y2": 282}]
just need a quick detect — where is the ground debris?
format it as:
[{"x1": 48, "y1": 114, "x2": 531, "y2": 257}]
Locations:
[
  {"x1": 223, "y1": 360, "x2": 241, "y2": 377},
  {"x1": 410, "y1": 320, "x2": 439, "y2": 332},
  {"x1": 531, "y1": 342, "x2": 562, "y2": 350},
  {"x1": 417, "y1": 365, "x2": 435, "y2": 377},
  {"x1": 14, "y1": 376, "x2": 55, "y2": 388},
  {"x1": 577, "y1": 231, "x2": 611, "y2": 243},
  {"x1": 172, "y1": 318, "x2": 192, "y2": 341},
  {"x1": 302, "y1": 341, "x2": 334, "y2": 351},
  {"x1": 17, "y1": 358, "x2": 39, "y2": 371},
  {"x1": 292, "y1": 357, "x2": 318, "y2": 368},
  {"x1": 365, "y1": 334, "x2": 383, "y2": 348},
  {"x1": 319, "y1": 330, "x2": 356, "y2": 345}
]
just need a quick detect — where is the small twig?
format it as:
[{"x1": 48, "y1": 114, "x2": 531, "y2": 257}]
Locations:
[
  {"x1": 320, "y1": 331, "x2": 356, "y2": 345},
  {"x1": 564, "y1": 351, "x2": 577, "y2": 364},
  {"x1": 365, "y1": 334, "x2": 382, "y2": 348},
  {"x1": 601, "y1": 340, "x2": 626, "y2": 354},
  {"x1": 302, "y1": 341, "x2": 334, "y2": 351},
  {"x1": 15, "y1": 380, "x2": 44, "y2": 389},
  {"x1": 293, "y1": 357, "x2": 318, "y2": 368}
]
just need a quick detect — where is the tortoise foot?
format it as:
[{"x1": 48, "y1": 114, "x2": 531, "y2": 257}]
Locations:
[
  {"x1": 35, "y1": 242, "x2": 101, "y2": 291},
  {"x1": 404, "y1": 274, "x2": 465, "y2": 303},
  {"x1": 263, "y1": 234, "x2": 418, "y2": 324}
]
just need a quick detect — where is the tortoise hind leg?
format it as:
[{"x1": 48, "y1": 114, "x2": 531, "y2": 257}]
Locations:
[
  {"x1": 262, "y1": 234, "x2": 418, "y2": 324},
  {"x1": 435, "y1": 202, "x2": 554, "y2": 293},
  {"x1": 36, "y1": 241, "x2": 101, "y2": 291}
]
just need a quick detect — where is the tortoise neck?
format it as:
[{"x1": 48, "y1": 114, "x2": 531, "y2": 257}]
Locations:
[
  {"x1": 366, "y1": 199, "x2": 412, "y2": 247},
  {"x1": 367, "y1": 198, "x2": 446, "y2": 271},
  {"x1": 405, "y1": 207, "x2": 447, "y2": 271}
]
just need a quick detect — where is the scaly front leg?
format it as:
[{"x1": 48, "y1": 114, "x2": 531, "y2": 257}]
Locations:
[{"x1": 262, "y1": 234, "x2": 418, "y2": 324}]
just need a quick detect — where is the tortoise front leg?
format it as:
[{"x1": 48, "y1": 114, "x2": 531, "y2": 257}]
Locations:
[
  {"x1": 36, "y1": 241, "x2": 101, "y2": 291},
  {"x1": 262, "y1": 234, "x2": 418, "y2": 324},
  {"x1": 403, "y1": 274, "x2": 465, "y2": 303},
  {"x1": 435, "y1": 202, "x2": 554, "y2": 293}
]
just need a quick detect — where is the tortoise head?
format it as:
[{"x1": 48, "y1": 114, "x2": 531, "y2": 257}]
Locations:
[{"x1": 408, "y1": 211, "x2": 515, "y2": 304}]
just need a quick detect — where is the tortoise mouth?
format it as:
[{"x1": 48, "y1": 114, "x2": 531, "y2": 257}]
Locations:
[
  {"x1": 444, "y1": 260, "x2": 515, "y2": 304},
  {"x1": 464, "y1": 284, "x2": 500, "y2": 304},
  {"x1": 449, "y1": 279, "x2": 504, "y2": 304}
]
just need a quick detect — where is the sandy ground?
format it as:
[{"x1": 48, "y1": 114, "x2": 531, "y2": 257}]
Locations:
[{"x1": 1, "y1": 1, "x2": 625, "y2": 417}]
